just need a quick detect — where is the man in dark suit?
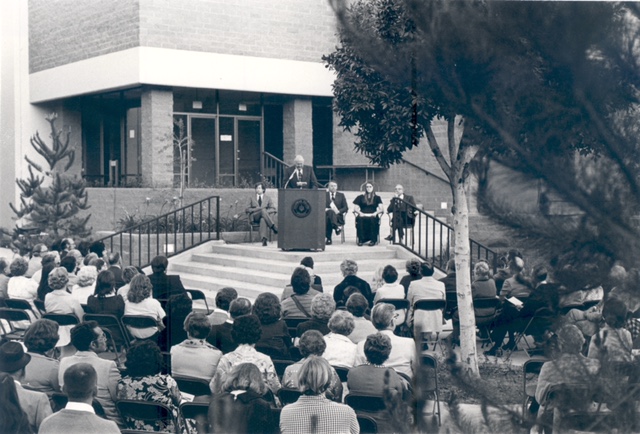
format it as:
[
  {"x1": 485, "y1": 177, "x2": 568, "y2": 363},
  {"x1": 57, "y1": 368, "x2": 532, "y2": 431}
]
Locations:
[
  {"x1": 246, "y1": 182, "x2": 278, "y2": 246},
  {"x1": 148, "y1": 255, "x2": 186, "y2": 302},
  {"x1": 283, "y1": 155, "x2": 319, "y2": 189},
  {"x1": 107, "y1": 252, "x2": 125, "y2": 289},
  {"x1": 325, "y1": 181, "x2": 348, "y2": 245},
  {"x1": 385, "y1": 184, "x2": 417, "y2": 242}
]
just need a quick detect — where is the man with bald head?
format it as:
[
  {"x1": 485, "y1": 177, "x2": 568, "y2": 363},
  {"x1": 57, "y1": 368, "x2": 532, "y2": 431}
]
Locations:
[{"x1": 283, "y1": 155, "x2": 319, "y2": 189}]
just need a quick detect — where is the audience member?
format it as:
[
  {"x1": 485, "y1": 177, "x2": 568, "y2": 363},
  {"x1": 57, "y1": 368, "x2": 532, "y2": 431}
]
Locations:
[
  {"x1": 399, "y1": 258, "x2": 422, "y2": 297},
  {"x1": 280, "y1": 356, "x2": 358, "y2": 434},
  {"x1": 371, "y1": 264, "x2": 385, "y2": 293},
  {"x1": 8, "y1": 257, "x2": 39, "y2": 306},
  {"x1": 71, "y1": 265, "x2": 97, "y2": 305},
  {"x1": 346, "y1": 293, "x2": 376, "y2": 344},
  {"x1": 60, "y1": 256, "x2": 79, "y2": 289},
  {"x1": 0, "y1": 371, "x2": 33, "y2": 434},
  {"x1": 374, "y1": 265, "x2": 404, "y2": 302},
  {"x1": 207, "y1": 297, "x2": 252, "y2": 354},
  {"x1": 322, "y1": 310, "x2": 357, "y2": 368},
  {"x1": 499, "y1": 256, "x2": 532, "y2": 302},
  {"x1": 355, "y1": 303, "x2": 416, "y2": 378},
  {"x1": 106, "y1": 252, "x2": 125, "y2": 289},
  {"x1": 26, "y1": 243, "x2": 47, "y2": 278},
  {"x1": 207, "y1": 287, "x2": 238, "y2": 326},
  {"x1": 171, "y1": 312, "x2": 222, "y2": 382},
  {"x1": 407, "y1": 262, "x2": 446, "y2": 339},
  {"x1": 281, "y1": 267, "x2": 320, "y2": 317},
  {"x1": 0, "y1": 341, "x2": 52, "y2": 432},
  {"x1": 36, "y1": 261, "x2": 56, "y2": 302},
  {"x1": 158, "y1": 292, "x2": 192, "y2": 352},
  {"x1": 115, "y1": 266, "x2": 139, "y2": 300},
  {"x1": 66, "y1": 249, "x2": 84, "y2": 272},
  {"x1": 300, "y1": 256, "x2": 323, "y2": 291},
  {"x1": 588, "y1": 297, "x2": 633, "y2": 363},
  {"x1": 148, "y1": 255, "x2": 186, "y2": 302},
  {"x1": 493, "y1": 249, "x2": 523, "y2": 293},
  {"x1": 86, "y1": 270, "x2": 125, "y2": 318},
  {"x1": 348, "y1": 333, "x2": 407, "y2": 432},
  {"x1": 253, "y1": 293, "x2": 292, "y2": 360},
  {"x1": 0, "y1": 258, "x2": 9, "y2": 299},
  {"x1": 210, "y1": 315, "x2": 281, "y2": 395},
  {"x1": 31, "y1": 251, "x2": 60, "y2": 285},
  {"x1": 22, "y1": 319, "x2": 61, "y2": 395},
  {"x1": 296, "y1": 293, "x2": 336, "y2": 338},
  {"x1": 282, "y1": 330, "x2": 343, "y2": 402},
  {"x1": 58, "y1": 321, "x2": 121, "y2": 422},
  {"x1": 39, "y1": 363, "x2": 120, "y2": 434},
  {"x1": 333, "y1": 259, "x2": 373, "y2": 308},
  {"x1": 88, "y1": 241, "x2": 106, "y2": 259},
  {"x1": 124, "y1": 274, "x2": 166, "y2": 340},
  {"x1": 44, "y1": 267, "x2": 84, "y2": 348},
  {"x1": 439, "y1": 259, "x2": 458, "y2": 318},
  {"x1": 116, "y1": 341, "x2": 186, "y2": 433},
  {"x1": 208, "y1": 363, "x2": 278, "y2": 434},
  {"x1": 88, "y1": 258, "x2": 106, "y2": 273}
]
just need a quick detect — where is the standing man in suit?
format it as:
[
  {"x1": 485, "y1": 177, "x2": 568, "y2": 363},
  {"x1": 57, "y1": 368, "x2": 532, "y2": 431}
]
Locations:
[
  {"x1": 283, "y1": 155, "x2": 319, "y2": 189},
  {"x1": 246, "y1": 182, "x2": 278, "y2": 246},
  {"x1": 385, "y1": 184, "x2": 417, "y2": 242},
  {"x1": 325, "y1": 181, "x2": 348, "y2": 245}
]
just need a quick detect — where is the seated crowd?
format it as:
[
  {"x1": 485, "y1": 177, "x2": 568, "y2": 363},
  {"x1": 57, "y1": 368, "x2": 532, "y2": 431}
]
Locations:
[{"x1": 2, "y1": 240, "x2": 640, "y2": 433}]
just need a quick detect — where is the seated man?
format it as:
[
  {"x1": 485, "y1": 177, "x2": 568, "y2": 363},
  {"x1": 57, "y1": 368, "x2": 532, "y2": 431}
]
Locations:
[
  {"x1": 148, "y1": 255, "x2": 186, "y2": 301},
  {"x1": 325, "y1": 181, "x2": 348, "y2": 245},
  {"x1": 385, "y1": 185, "x2": 417, "y2": 242},
  {"x1": 40, "y1": 363, "x2": 120, "y2": 434},
  {"x1": 246, "y1": 182, "x2": 278, "y2": 247}
]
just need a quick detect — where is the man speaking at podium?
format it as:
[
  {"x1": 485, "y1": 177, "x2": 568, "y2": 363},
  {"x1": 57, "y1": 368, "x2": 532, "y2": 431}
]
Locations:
[{"x1": 283, "y1": 155, "x2": 319, "y2": 189}]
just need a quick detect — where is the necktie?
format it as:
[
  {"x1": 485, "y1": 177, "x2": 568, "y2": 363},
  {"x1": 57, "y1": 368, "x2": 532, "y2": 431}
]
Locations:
[
  {"x1": 258, "y1": 196, "x2": 262, "y2": 206},
  {"x1": 331, "y1": 193, "x2": 335, "y2": 202},
  {"x1": 297, "y1": 169, "x2": 302, "y2": 180}
]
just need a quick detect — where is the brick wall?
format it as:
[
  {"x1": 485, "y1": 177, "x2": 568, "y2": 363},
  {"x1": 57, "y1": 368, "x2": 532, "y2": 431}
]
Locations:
[
  {"x1": 29, "y1": 0, "x2": 337, "y2": 73},
  {"x1": 29, "y1": 0, "x2": 140, "y2": 73}
]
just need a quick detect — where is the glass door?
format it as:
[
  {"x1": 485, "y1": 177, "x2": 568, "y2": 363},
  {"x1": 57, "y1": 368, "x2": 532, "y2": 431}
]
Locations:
[
  {"x1": 237, "y1": 118, "x2": 261, "y2": 186},
  {"x1": 190, "y1": 117, "x2": 217, "y2": 186},
  {"x1": 218, "y1": 117, "x2": 236, "y2": 186}
]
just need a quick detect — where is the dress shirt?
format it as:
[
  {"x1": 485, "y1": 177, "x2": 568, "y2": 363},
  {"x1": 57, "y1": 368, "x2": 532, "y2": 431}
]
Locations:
[
  {"x1": 322, "y1": 333, "x2": 358, "y2": 368},
  {"x1": 347, "y1": 316, "x2": 378, "y2": 344},
  {"x1": 280, "y1": 394, "x2": 359, "y2": 434},
  {"x1": 23, "y1": 352, "x2": 61, "y2": 394},
  {"x1": 65, "y1": 401, "x2": 95, "y2": 413},
  {"x1": 123, "y1": 297, "x2": 165, "y2": 338},
  {"x1": 210, "y1": 344, "x2": 281, "y2": 394},
  {"x1": 15, "y1": 380, "x2": 52, "y2": 432},
  {"x1": 355, "y1": 329, "x2": 415, "y2": 378},
  {"x1": 171, "y1": 338, "x2": 222, "y2": 381}
]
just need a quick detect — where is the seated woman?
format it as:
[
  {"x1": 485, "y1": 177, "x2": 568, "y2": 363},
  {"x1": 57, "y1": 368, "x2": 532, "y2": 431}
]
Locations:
[
  {"x1": 346, "y1": 293, "x2": 376, "y2": 344},
  {"x1": 399, "y1": 258, "x2": 423, "y2": 298},
  {"x1": 407, "y1": 262, "x2": 446, "y2": 340},
  {"x1": 208, "y1": 363, "x2": 278, "y2": 434},
  {"x1": 115, "y1": 266, "x2": 140, "y2": 301},
  {"x1": 353, "y1": 181, "x2": 384, "y2": 246},
  {"x1": 116, "y1": 340, "x2": 187, "y2": 433},
  {"x1": 158, "y1": 292, "x2": 193, "y2": 352},
  {"x1": 280, "y1": 356, "x2": 359, "y2": 434},
  {"x1": 373, "y1": 264, "x2": 407, "y2": 325},
  {"x1": 44, "y1": 267, "x2": 85, "y2": 348},
  {"x1": 282, "y1": 330, "x2": 343, "y2": 402},
  {"x1": 587, "y1": 297, "x2": 633, "y2": 364},
  {"x1": 253, "y1": 293, "x2": 292, "y2": 360},
  {"x1": 123, "y1": 274, "x2": 166, "y2": 341},
  {"x1": 333, "y1": 259, "x2": 373, "y2": 308},
  {"x1": 22, "y1": 319, "x2": 61, "y2": 395},
  {"x1": 8, "y1": 257, "x2": 39, "y2": 311},
  {"x1": 296, "y1": 293, "x2": 336, "y2": 339},
  {"x1": 70, "y1": 265, "x2": 97, "y2": 305},
  {"x1": 281, "y1": 267, "x2": 320, "y2": 316},
  {"x1": 171, "y1": 312, "x2": 222, "y2": 382},
  {"x1": 322, "y1": 310, "x2": 357, "y2": 368},
  {"x1": 86, "y1": 270, "x2": 125, "y2": 318},
  {"x1": 210, "y1": 315, "x2": 281, "y2": 395},
  {"x1": 347, "y1": 333, "x2": 408, "y2": 433}
]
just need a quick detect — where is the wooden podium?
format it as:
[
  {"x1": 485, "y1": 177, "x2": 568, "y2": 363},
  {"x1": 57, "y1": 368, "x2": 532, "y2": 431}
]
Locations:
[{"x1": 278, "y1": 189, "x2": 325, "y2": 251}]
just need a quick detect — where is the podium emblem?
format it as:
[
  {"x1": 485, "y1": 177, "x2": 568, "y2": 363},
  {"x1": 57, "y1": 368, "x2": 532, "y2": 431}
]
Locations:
[{"x1": 291, "y1": 199, "x2": 312, "y2": 218}]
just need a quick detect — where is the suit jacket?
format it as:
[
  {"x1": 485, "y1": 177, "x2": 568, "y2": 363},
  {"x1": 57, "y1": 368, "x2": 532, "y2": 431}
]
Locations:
[
  {"x1": 326, "y1": 191, "x2": 348, "y2": 215},
  {"x1": 39, "y1": 408, "x2": 120, "y2": 434},
  {"x1": 246, "y1": 194, "x2": 277, "y2": 215},
  {"x1": 148, "y1": 272, "x2": 186, "y2": 300},
  {"x1": 108, "y1": 266, "x2": 125, "y2": 289},
  {"x1": 283, "y1": 165, "x2": 319, "y2": 189},
  {"x1": 387, "y1": 194, "x2": 417, "y2": 225},
  {"x1": 16, "y1": 382, "x2": 52, "y2": 432}
]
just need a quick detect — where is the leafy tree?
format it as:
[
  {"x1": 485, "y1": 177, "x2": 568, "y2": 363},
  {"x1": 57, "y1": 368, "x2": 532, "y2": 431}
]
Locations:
[
  {"x1": 7, "y1": 113, "x2": 91, "y2": 254},
  {"x1": 325, "y1": 0, "x2": 640, "y2": 375}
]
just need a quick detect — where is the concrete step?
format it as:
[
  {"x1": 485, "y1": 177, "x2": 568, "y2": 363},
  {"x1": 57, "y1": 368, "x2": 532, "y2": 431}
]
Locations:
[
  {"x1": 208, "y1": 243, "x2": 399, "y2": 262},
  {"x1": 177, "y1": 272, "x2": 281, "y2": 301}
]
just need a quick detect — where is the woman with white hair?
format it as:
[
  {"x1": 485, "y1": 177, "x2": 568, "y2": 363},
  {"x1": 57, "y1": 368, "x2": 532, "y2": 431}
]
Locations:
[
  {"x1": 333, "y1": 259, "x2": 373, "y2": 308},
  {"x1": 71, "y1": 265, "x2": 97, "y2": 305},
  {"x1": 44, "y1": 267, "x2": 84, "y2": 347},
  {"x1": 322, "y1": 310, "x2": 357, "y2": 368}
]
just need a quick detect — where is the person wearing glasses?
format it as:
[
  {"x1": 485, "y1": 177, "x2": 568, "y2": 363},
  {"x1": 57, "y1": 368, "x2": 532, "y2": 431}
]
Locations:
[{"x1": 385, "y1": 184, "x2": 417, "y2": 242}]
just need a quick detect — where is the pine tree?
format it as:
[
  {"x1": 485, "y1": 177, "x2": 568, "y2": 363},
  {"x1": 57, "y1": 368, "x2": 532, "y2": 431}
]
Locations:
[{"x1": 8, "y1": 113, "x2": 91, "y2": 254}]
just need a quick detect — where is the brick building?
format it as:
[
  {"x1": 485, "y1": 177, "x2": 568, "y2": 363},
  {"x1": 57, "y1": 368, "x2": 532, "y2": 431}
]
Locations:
[{"x1": 1, "y1": 0, "x2": 453, "y2": 230}]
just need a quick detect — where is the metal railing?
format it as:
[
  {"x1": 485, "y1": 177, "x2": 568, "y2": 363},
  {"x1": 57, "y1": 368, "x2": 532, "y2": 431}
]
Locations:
[
  {"x1": 262, "y1": 152, "x2": 290, "y2": 189},
  {"x1": 388, "y1": 198, "x2": 499, "y2": 272},
  {"x1": 96, "y1": 195, "x2": 221, "y2": 269}
]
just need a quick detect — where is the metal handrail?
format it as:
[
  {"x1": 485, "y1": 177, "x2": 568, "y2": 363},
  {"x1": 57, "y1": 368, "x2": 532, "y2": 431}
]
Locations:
[
  {"x1": 388, "y1": 198, "x2": 499, "y2": 273},
  {"x1": 96, "y1": 195, "x2": 221, "y2": 269},
  {"x1": 262, "y1": 152, "x2": 290, "y2": 189}
]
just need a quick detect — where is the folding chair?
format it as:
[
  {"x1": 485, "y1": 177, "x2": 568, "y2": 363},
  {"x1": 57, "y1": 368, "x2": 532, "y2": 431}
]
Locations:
[
  {"x1": 473, "y1": 297, "x2": 500, "y2": 348},
  {"x1": 33, "y1": 299, "x2": 46, "y2": 316},
  {"x1": 122, "y1": 315, "x2": 158, "y2": 341},
  {"x1": 277, "y1": 387, "x2": 302, "y2": 405},
  {"x1": 116, "y1": 399, "x2": 178, "y2": 433},
  {"x1": 83, "y1": 313, "x2": 131, "y2": 350},
  {"x1": 161, "y1": 351, "x2": 171, "y2": 375},
  {"x1": 420, "y1": 354, "x2": 441, "y2": 426},
  {"x1": 522, "y1": 358, "x2": 547, "y2": 421},
  {"x1": 357, "y1": 414, "x2": 379, "y2": 434},
  {"x1": 4, "y1": 298, "x2": 39, "y2": 320},
  {"x1": 0, "y1": 308, "x2": 33, "y2": 340},
  {"x1": 185, "y1": 289, "x2": 211, "y2": 314},
  {"x1": 345, "y1": 394, "x2": 387, "y2": 412},
  {"x1": 284, "y1": 317, "x2": 308, "y2": 338},
  {"x1": 377, "y1": 298, "x2": 409, "y2": 331},
  {"x1": 506, "y1": 307, "x2": 554, "y2": 360},
  {"x1": 354, "y1": 213, "x2": 382, "y2": 246},
  {"x1": 179, "y1": 402, "x2": 209, "y2": 434},
  {"x1": 332, "y1": 365, "x2": 350, "y2": 383},
  {"x1": 42, "y1": 313, "x2": 80, "y2": 327},
  {"x1": 173, "y1": 375, "x2": 212, "y2": 397},
  {"x1": 541, "y1": 383, "x2": 602, "y2": 433},
  {"x1": 272, "y1": 359, "x2": 294, "y2": 381},
  {"x1": 413, "y1": 299, "x2": 446, "y2": 351}
]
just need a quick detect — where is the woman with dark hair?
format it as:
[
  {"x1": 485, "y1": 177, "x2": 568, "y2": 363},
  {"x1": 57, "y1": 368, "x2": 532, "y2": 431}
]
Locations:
[
  {"x1": 346, "y1": 293, "x2": 376, "y2": 344},
  {"x1": 86, "y1": 270, "x2": 125, "y2": 318},
  {"x1": 373, "y1": 265, "x2": 404, "y2": 302},
  {"x1": 116, "y1": 340, "x2": 186, "y2": 433},
  {"x1": 124, "y1": 274, "x2": 166, "y2": 340},
  {"x1": 36, "y1": 262, "x2": 56, "y2": 305},
  {"x1": 0, "y1": 372, "x2": 33, "y2": 434},
  {"x1": 282, "y1": 330, "x2": 343, "y2": 402},
  {"x1": 22, "y1": 319, "x2": 61, "y2": 395},
  {"x1": 281, "y1": 267, "x2": 319, "y2": 317},
  {"x1": 280, "y1": 356, "x2": 358, "y2": 434},
  {"x1": 210, "y1": 315, "x2": 281, "y2": 395},
  {"x1": 0, "y1": 258, "x2": 10, "y2": 299},
  {"x1": 253, "y1": 293, "x2": 292, "y2": 359},
  {"x1": 399, "y1": 257, "x2": 422, "y2": 297},
  {"x1": 115, "y1": 266, "x2": 140, "y2": 300},
  {"x1": 208, "y1": 363, "x2": 278, "y2": 434},
  {"x1": 588, "y1": 297, "x2": 633, "y2": 363},
  {"x1": 158, "y1": 292, "x2": 193, "y2": 352},
  {"x1": 353, "y1": 181, "x2": 384, "y2": 246}
]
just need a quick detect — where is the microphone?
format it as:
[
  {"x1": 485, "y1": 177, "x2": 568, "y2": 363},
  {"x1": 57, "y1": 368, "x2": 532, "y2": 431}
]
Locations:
[{"x1": 284, "y1": 169, "x2": 296, "y2": 189}]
